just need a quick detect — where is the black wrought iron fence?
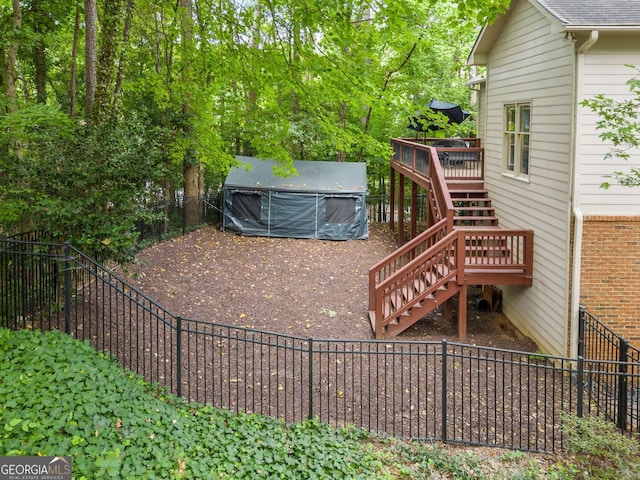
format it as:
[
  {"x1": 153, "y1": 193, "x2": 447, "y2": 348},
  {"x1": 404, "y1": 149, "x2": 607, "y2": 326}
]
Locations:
[
  {"x1": 1, "y1": 237, "x2": 638, "y2": 453},
  {"x1": 137, "y1": 193, "x2": 222, "y2": 243},
  {"x1": 578, "y1": 307, "x2": 640, "y2": 432}
]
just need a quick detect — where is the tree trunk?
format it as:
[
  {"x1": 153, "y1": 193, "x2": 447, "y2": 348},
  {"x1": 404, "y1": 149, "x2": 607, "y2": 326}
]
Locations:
[
  {"x1": 5, "y1": 0, "x2": 21, "y2": 113},
  {"x1": 180, "y1": 0, "x2": 203, "y2": 228},
  {"x1": 31, "y1": 0, "x2": 47, "y2": 104},
  {"x1": 113, "y1": 0, "x2": 134, "y2": 109},
  {"x1": 183, "y1": 163, "x2": 202, "y2": 227},
  {"x1": 70, "y1": 6, "x2": 80, "y2": 117},
  {"x1": 94, "y1": 0, "x2": 124, "y2": 120},
  {"x1": 84, "y1": 0, "x2": 98, "y2": 119}
]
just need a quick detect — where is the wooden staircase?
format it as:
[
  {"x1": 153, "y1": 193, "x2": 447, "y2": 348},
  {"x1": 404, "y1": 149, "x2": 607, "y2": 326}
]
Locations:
[
  {"x1": 368, "y1": 220, "x2": 461, "y2": 339},
  {"x1": 369, "y1": 138, "x2": 534, "y2": 340},
  {"x1": 451, "y1": 189, "x2": 499, "y2": 227}
]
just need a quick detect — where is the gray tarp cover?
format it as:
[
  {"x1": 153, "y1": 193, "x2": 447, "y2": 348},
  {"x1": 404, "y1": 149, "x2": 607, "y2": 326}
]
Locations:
[{"x1": 223, "y1": 156, "x2": 368, "y2": 240}]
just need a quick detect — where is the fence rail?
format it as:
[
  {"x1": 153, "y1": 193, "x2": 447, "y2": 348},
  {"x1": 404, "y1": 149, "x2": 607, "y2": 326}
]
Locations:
[{"x1": 1, "y1": 237, "x2": 639, "y2": 453}]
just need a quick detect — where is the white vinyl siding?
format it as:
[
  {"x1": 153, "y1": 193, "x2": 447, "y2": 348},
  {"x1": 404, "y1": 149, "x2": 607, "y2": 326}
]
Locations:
[
  {"x1": 578, "y1": 37, "x2": 640, "y2": 215},
  {"x1": 482, "y1": 0, "x2": 575, "y2": 356}
]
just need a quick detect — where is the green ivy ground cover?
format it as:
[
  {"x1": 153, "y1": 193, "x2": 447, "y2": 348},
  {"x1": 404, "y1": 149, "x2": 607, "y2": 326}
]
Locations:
[
  {"x1": 6, "y1": 328, "x2": 629, "y2": 479},
  {"x1": 0, "y1": 328, "x2": 382, "y2": 479}
]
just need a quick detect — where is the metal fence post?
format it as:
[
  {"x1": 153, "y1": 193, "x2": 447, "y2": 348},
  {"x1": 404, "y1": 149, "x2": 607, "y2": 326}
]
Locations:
[
  {"x1": 308, "y1": 337, "x2": 314, "y2": 421},
  {"x1": 577, "y1": 356, "x2": 584, "y2": 418},
  {"x1": 441, "y1": 339, "x2": 448, "y2": 443},
  {"x1": 182, "y1": 199, "x2": 187, "y2": 236},
  {"x1": 64, "y1": 243, "x2": 71, "y2": 335},
  {"x1": 578, "y1": 306, "x2": 585, "y2": 359},
  {"x1": 176, "y1": 315, "x2": 183, "y2": 399},
  {"x1": 616, "y1": 339, "x2": 629, "y2": 431}
]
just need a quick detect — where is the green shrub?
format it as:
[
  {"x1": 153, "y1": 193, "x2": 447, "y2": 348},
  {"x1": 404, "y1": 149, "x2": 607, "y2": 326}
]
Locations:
[{"x1": 559, "y1": 413, "x2": 640, "y2": 479}]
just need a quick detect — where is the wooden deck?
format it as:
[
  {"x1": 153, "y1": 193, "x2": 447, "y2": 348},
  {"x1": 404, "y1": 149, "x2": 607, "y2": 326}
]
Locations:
[{"x1": 368, "y1": 138, "x2": 534, "y2": 339}]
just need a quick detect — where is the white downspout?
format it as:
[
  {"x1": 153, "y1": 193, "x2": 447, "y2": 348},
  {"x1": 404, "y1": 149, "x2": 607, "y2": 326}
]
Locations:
[{"x1": 570, "y1": 30, "x2": 598, "y2": 358}]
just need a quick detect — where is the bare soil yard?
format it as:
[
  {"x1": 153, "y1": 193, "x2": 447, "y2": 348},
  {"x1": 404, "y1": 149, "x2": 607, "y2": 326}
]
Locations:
[
  {"x1": 124, "y1": 223, "x2": 539, "y2": 352},
  {"x1": 116, "y1": 225, "x2": 567, "y2": 470}
]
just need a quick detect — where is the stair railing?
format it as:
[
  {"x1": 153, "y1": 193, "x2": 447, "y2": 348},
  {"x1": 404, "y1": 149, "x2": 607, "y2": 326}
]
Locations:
[
  {"x1": 371, "y1": 230, "x2": 459, "y2": 337},
  {"x1": 369, "y1": 227, "x2": 534, "y2": 337}
]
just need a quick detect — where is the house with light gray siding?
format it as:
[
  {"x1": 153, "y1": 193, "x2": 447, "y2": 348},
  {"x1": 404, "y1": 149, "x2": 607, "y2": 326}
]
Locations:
[{"x1": 467, "y1": 0, "x2": 640, "y2": 356}]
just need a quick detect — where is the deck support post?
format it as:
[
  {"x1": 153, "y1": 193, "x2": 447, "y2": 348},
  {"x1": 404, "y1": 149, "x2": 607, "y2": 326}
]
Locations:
[
  {"x1": 389, "y1": 166, "x2": 395, "y2": 232},
  {"x1": 457, "y1": 284, "x2": 468, "y2": 340},
  {"x1": 426, "y1": 185, "x2": 434, "y2": 227},
  {"x1": 410, "y1": 181, "x2": 418, "y2": 240},
  {"x1": 398, "y1": 173, "x2": 405, "y2": 245}
]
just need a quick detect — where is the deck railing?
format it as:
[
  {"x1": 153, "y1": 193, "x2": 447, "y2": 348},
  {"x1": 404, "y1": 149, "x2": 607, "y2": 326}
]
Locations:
[
  {"x1": 391, "y1": 139, "x2": 456, "y2": 227},
  {"x1": 393, "y1": 137, "x2": 484, "y2": 185},
  {"x1": 461, "y1": 229, "x2": 534, "y2": 286},
  {"x1": 368, "y1": 218, "x2": 449, "y2": 304},
  {"x1": 387, "y1": 137, "x2": 533, "y2": 283},
  {"x1": 371, "y1": 229, "x2": 459, "y2": 337},
  {"x1": 368, "y1": 227, "x2": 534, "y2": 334}
]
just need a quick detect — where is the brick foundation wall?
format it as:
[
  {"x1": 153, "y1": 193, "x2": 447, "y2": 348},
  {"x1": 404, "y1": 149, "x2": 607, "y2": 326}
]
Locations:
[{"x1": 580, "y1": 215, "x2": 640, "y2": 348}]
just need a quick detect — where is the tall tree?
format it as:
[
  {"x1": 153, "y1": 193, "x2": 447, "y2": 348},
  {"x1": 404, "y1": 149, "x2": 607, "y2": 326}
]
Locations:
[
  {"x1": 84, "y1": 0, "x2": 97, "y2": 118},
  {"x1": 178, "y1": 0, "x2": 204, "y2": 227},
  {"x1": 94, "y1": 0, "x2": 125, "y2": 120},
  {"x1": 69, "y1": 4, "x2": 81, "y2": 117},
  {"x1": 30, "y1": 0, "x2": 47, "y2": 103},
  {"x1": 4, "y1": 0, "x2": 21, "y2": 113},
  {"x1": 0, "y1": 0, "x2": 514, "y2": 257}
]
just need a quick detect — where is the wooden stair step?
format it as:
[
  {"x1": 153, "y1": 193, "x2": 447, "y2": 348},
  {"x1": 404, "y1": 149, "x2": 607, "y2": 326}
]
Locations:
[
  {"x1": 455, "y1": 225, "x2": 503, "y2": 230},
  {"x1": 449, "y1": 189, "x2": 488, "y2": 198},
  {"x1": 455, "y1": 204, "x2": 493, "y2": 210},
  {"x1": 454, "y1": 216, "x2": 499, "y2": 226},
  {"x1": 454, "y1": 202, "x2": 492, "y2": 210},
  {"x1": 446, "y1": 180, "x2": 485, "y2": 190},
  {"x1": 453, "y1": 195, "x2": 490, "y2": 201},
  {"x1": 455, "y1": 206, "x2": 495, "y2": 215},
  {"x1": 422, "y1": 270, "x2": 448, "y2": 287}
]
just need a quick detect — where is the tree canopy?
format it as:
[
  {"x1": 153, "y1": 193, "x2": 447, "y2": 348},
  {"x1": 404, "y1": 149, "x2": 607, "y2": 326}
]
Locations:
[{"x1": 0, "y1": 0, "x2": 509, "y2": 259}]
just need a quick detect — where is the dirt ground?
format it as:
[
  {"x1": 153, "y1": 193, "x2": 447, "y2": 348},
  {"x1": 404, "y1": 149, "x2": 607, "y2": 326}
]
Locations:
[{"x1": 123, "y1": 223, "x2": 539, "y2": 353}]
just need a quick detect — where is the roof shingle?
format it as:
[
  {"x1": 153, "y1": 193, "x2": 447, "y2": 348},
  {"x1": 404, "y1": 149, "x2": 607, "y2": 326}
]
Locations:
[{"x1": 536, "y1": 0, "x2": 640, "y2": 27}]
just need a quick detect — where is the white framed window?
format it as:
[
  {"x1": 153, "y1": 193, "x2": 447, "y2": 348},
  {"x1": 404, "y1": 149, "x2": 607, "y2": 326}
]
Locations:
[{"x1": 504, "y1": 103, "x2": 530, "y2": 179}]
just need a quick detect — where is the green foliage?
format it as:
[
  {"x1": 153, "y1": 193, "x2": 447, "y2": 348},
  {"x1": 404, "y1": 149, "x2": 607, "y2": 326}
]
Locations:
[
  {"x1": 558, "y1": 413, "x2": 640, "y2": 480},
  {"x1": 0, "y1": 328, "x2": 382, "y2": 479},
  {"x1": 0, "y1": 105, "x2": 75, "y2": 229},
  {"x1": 5, "y1": 328, "x2": 622, "y2": 479},
  {"x1": 581, "y1": 65, "x2": 640, "y2": 189},
  {"x1": 0, "y1": 108, "x2": 166, "y2": 262},
  {"x1": 388, "y1": 441, "x2": 485, "y2": 479},
  {"x1": 456, "y1": 0, "x2": 511, "y2": 25},
  {"x1": 372, "y1": 438, "x2": 552, "y2": 479},
  {"x1": 1, "y1": 0, "x2": 500, "y2": 246}
]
